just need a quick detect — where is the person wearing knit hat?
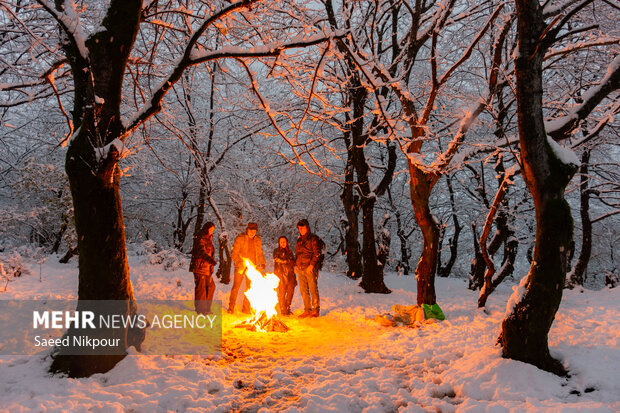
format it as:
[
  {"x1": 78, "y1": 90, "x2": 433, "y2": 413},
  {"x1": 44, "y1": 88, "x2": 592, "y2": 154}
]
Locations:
[{"x1": 228, "y1": 222, "x2": 266, "y2": 314}]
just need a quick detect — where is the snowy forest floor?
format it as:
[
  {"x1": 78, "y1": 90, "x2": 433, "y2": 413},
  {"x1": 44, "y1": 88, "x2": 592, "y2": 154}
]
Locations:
[{"x1": 1, "y1": 253, "x2": 619, "y2": 412}]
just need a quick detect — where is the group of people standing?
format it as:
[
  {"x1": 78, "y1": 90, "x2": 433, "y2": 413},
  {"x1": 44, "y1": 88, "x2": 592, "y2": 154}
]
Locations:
[{"x1": 189, "y1": 219, "x2": 323, "y2": 318}]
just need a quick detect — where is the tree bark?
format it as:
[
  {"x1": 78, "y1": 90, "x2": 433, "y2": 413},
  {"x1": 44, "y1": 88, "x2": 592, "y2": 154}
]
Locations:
[
  {"x1": 325, "y1": 0, "x2": 393, "y2": 292},
  {"x1": 408, "y1": 164, "x2": 439, "y2": 305},
  {"x1": 341, "y1": 127, "x2": 363, "y2": 280},
  {"x1": 499, "y1": 0, "x2": 578, "y2": 375},
  {"x1": 49, "y1": 0, "x2": 144, "y2": 377}
]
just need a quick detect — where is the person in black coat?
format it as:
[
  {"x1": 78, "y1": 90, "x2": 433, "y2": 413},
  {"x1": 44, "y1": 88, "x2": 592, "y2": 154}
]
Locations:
[
  {"x1": 273, "y1": 236, "x2": 296, "y2": 316},
  {"x1": 189, "y1": 222, "x2": 217, "y2": 314},
  {"x1": 295, "y1": 219, "x2": 322, "y2": 317}
]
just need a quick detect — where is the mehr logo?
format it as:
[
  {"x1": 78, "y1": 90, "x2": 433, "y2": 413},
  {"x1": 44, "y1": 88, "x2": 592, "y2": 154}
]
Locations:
[
  {"x1": 33, "y1": 311, "x2": 97, "y2": 329},
  {"x1": 32, "y1": 310, "x2": 218, "y2": 330}
]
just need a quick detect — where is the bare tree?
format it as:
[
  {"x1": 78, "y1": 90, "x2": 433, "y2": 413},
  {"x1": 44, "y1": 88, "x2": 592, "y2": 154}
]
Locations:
[
  {"x1": 499, "y1": 0, "x2": 619, "y2": 375},
  {"x1": 0, "y1": 0, "x2": 337, "y2": 377}
]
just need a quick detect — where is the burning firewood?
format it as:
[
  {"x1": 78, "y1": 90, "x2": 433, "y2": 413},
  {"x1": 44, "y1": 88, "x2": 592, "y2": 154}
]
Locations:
[
  {"x1": 234, "y1": 259, "x2": 289, "y2": 332},
  {"x1": 235, "y1": 313, "x2": 290, "y2": 333}
]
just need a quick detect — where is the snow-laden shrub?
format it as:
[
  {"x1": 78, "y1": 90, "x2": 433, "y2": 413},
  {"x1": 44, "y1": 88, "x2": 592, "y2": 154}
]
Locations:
[
  {"x1": 138, "y1": 240, "x2": 187, "y2": 271},
  {"x1": 0, "y1": 251, "x2": 34, "y2": 291},
  {"x1": 3, "y1": 157, "x2": 76, "y2": 254},
  {"x1": 132, "y1": 240, "x2": 159, "y2": 256},
  {"x1": 146, "y1": 249, "x2": 187, "y2": 272}
]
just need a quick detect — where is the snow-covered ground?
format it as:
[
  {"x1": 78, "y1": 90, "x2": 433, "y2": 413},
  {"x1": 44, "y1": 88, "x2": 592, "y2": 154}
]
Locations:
[{"x1": 1, "y1": 253, "x2": 619, "y2": 412}]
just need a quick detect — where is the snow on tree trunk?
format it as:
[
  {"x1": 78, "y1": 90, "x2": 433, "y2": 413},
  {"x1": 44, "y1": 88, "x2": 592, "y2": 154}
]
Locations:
[
  {"x1": 49, "y1": 0, "x2": 144, "y2": 377},
  {"x1": 499, "y1": 0, "x2": 578, "y2": 376}
]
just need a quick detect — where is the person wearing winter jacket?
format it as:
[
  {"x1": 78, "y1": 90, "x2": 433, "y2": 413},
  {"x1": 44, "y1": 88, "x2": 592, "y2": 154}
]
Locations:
[
  {"x1": 294, "y1": 219, "x2": 322, "y2": 318},
  {"x1": 228, "y1": 222, "x2": 266, "y2": 314},
  {"x1": 273, "y1": 236, "x2": 296, "y2": 316},
  {"x1": 189, "y1": 222, "x2": 217, "y2": 315}
]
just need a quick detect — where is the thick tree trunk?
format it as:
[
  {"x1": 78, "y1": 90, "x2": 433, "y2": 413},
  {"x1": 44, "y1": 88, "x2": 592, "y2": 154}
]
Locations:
[
  {"x1": 325, "y1": 2, "x2": 364, "y2": 282},
  {"x1": 349, "y1": 82, "x2": 390, "y2": 293},
  {"x1": 354, "y1": 132, "x2": 395, "y2": 294},
  {"x1": 499, "y1": 0, "x2": 577, "y2": 375},
  {"x1": 326, "y1": 0, "x2": 394, "y2": 290},
  {"x1": 341, "y1": 199, "x2": 363, "y2": 280},
  {"x1": 359, "y1": 199, "x2": 391, "y2": 293},
  {"x1": 500, "y1": 194, "x2": 573, "y2": 375},
  {"x1": 49, "y1": 0, "x2": 144, "y2": 377},
  {"x1": 51, "y1": 126, "x2": 142, "y2": 377},
  {"x1": 409, "y1": 165, "x2": 438, "y2": 305}
]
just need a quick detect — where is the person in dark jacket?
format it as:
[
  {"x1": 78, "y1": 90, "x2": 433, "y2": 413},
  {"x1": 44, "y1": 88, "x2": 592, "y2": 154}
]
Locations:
[
  {"x1": 273, "y1": 236, "x2": 296, "y2": 316},
  {"x1": 189, "y1": 222, "x2": 217, "y2": 315},
  {"x1": 294, "y1": 219, "x2": 322, "y2": 318},
  {"x1": 228, "y1": 222, "x2": 266, "y2": 314}
]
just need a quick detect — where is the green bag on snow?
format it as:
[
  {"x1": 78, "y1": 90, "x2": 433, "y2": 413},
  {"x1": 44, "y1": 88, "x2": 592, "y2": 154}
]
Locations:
[{"x1": 421, "y1": 303, "x2": 445, "y2": 321}]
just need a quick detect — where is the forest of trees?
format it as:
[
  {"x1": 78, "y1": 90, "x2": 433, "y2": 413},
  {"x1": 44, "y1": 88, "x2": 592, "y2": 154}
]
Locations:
[{"x1": 0, "y1": 0, "x2": 618, "y2": 377}]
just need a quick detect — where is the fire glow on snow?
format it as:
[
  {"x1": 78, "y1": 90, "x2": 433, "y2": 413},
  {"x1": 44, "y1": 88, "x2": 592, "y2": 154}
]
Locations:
[{"x1": 0, "y1": 253, "x2": 619, "y2": 412}]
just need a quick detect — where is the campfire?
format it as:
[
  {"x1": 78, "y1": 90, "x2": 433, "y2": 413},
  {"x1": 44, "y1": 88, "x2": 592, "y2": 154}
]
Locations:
[{"x1": 235, "y1": 259, "x2": 289, "y2": 333}]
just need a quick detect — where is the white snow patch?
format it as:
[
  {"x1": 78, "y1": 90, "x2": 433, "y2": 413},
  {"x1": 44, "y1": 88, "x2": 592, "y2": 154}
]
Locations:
[
  {"x1": 95, "y1": 138, "x2": 130, "y2": 163},
  {"x1": 547, "y1": 135, "x2": 580, "y2": 167},
  {"x1": 505, "y1": 273, "x2": 528, "y2": 316},
  {"x1": 1, "y1": 253, "x2": 619, "y2": 411}
]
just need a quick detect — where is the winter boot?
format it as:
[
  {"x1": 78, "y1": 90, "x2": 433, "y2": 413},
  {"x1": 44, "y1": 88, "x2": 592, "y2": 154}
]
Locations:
[{"x1": 298, "y1": 309, "x2": 313, "y2": 318}]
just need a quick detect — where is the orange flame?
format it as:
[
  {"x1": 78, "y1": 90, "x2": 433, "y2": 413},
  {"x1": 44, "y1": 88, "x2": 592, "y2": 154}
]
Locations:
[{"x1": 243, "y1": 259, "x2": 280, "y2": 326}]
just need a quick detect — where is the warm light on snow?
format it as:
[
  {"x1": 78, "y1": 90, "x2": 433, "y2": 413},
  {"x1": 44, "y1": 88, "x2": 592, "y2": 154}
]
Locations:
[
  {"x1": 243, "y1": 259, "x2": 280, "y2": 329},
  {"x1": 1, "y1": 256, "x2": 619, "y2": 411}
]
